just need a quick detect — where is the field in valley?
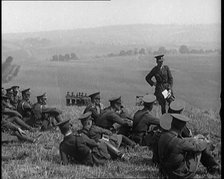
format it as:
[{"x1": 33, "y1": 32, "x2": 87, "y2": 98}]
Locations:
[{"x1": 3, "y1": 53, "x2": 221, "y2": 113}]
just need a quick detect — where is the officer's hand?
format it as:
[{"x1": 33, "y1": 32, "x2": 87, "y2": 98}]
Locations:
[{"x1": 107, "y1": 131, "x2": 112, "y2": 135}]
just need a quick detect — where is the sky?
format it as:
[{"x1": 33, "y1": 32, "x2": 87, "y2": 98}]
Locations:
[{"x1": 2, "y1": 0, "x2": 221, "y2": 34}]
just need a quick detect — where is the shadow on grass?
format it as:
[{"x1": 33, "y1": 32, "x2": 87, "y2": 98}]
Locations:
[{"x1": 129, "y1": 156, "x2": 154, "y2": 166}]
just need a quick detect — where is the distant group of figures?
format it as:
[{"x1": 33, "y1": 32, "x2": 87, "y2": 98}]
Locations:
[{"x1": 65, "y1": 92, "x2": 91, "y2": 106}]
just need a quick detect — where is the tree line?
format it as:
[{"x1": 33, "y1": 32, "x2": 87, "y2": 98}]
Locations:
[
  {"x1": 99, "y1": 45, "x2": 220, "y2": 58},
  {"x1": 51, "y1": 53, "x2": 79, "y2": 61}
]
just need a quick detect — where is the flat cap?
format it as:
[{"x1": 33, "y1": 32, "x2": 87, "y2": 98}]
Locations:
[
  {"x1": 89, "y1": 92, "x2": 100, "y2": 99},
  {"x1": 170, "y1": 113, "x2": 190, "y2": 122},
  {"x1": 79, "y1": 111, "x2": 93, "y2": 121},
  {"x1": 154, "y1": 54, "x2": 164, "y2": 61},
  {"x1": 160, "y1": 113, "x2": 173, "y2": 130},
  {"x1": 2, "y1": 94, "x2": 10, "y2": 100},
  {"x1": 6, "y1": 88, "x2": 13, "y2": 94},
  {"x1": 11, "y1": 85, "x2": 19, "y2": 89},
  {"x1": 56, "y1": 119, "x2": 71, "y2": 134},
  {"x1": 22, "y1": 88, "x2": 31, "y2": 95},
  {"x1": 56, "y1": 119, "x2": 70, "y2": 127},
  {"x1": 109, "y1": 96, "x2": 122, "y2": 104},
  {"x1": 37, "y1": 93, "x2": 47, "y2": 99},
  {"x1": 168, "y1": 99, "x2": 185, "y2": 113},
  {"x1": 142, "y1": 94, "x2": 156, "y2": 103}
]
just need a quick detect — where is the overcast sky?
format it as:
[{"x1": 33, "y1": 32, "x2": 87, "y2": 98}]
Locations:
[{"x1": 2, "y1": 0, "x2": 221, "y2": 34}]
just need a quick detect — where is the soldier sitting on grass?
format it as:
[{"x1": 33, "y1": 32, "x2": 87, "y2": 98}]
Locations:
[
  {"x1": 2, "y1": 116, "x2": 40, "y2": 144},
  {"x1": 96, "y1": 96, "x2": 137, "y2": 149},
  {"x1": 57, "y1": 119, "x2": 111, "y2": 166},
  {"x1": 32, "y1": 93, "x2": 63, "y2": 131},
  {"x1": 131, "y1": 94, "x2": 160, "y2": 146},
  {"x1": 17, "y1": 88, "x2": 38, "y2": 128},
  {"x1": 11, "y1": 85, "x2": 22, "y2": 109},
  {"x1": 158, "y1": 113, "x2": 220, "y2": 178},
  {"x1": 78, "y1": 112, "x2": 128, "y2": 160},
  {"x1": 151, "y1": 99, "x2": 193, "y2": 166},
  {"x1": 83, "y1": 92, "x2": 104, "y2": 124},
  {"x1": 5, "y1": 88, "x2": 17, "y2": 110},
  {"x1": 2, "y1": 94, "x2": 37, "y2": 132}
]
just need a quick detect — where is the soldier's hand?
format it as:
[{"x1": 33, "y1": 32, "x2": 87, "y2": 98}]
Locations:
[{"x1": 18, "y1": 128, "x2": 26, "y2": 135}]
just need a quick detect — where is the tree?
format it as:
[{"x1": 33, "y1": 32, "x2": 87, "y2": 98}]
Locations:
[
  {"x1": 139, "y1": 48, "x2": 146, "y2": 55},
  {"x1": 64, "y1": 54, "x2": 70, "y2": 61},
  {"x1": 52, "y1": 55, "x2": 58, "y2": 61},
  {"x1": 157, "y1": 47, "x2": 167, "y2": 54},
  {"x1": 59, "y1": 54, "x2": 65, "y2": 61},
  {"x1": 179, "y1": 45, "x2": 189, "y2": 54},
  {"x1": 71, "y1": 53, "x2": 78, "y2": 60}
]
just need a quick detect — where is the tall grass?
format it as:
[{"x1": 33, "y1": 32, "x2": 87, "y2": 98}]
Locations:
[{"x1": 2, "y1": 106, "x2": 221, "y2": 179}]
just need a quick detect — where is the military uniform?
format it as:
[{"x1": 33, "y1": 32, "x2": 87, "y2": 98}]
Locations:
[
  {"x1": 84, "y1": 92, "x2": 104, "y2": 123},
  {"x1": 132, "y1": 94, "x2": 160, "y2": 145},
  {"x1": 96, "y1": 107, "x2": 131, "y2": 130},
  {"x1": 145, "y1": 55, "x2": 174, "y2": 114},
  {"x1": 84, "y1": 103, "x2": 104, "y2": 123},
  {"x1": 57, "y1": 118, "x2": 110, "y2": 166},
  {"x1": 158, "y1": 114, "x2": 220, "y2": 178},
  {"x1": 2, "y1": 95, "x2": 35, "y2": 131},
  {"x1": 32, "y1": 102, "x2": 62, "y2": 130},
  {"x1": 132, "y1": 109, "x2": 160, "y2": 145},
  {"x1": 2, "y1": 117, "x2": 35, "y2": 143},
  {"x1": 17, "y1": 89, "x2": 35, "y2": 126},
  {"x1": 11, "y1": 86, "x2": 22, "y2": 109}
]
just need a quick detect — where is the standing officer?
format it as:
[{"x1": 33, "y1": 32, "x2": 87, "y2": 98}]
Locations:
[
  {"x1": 32, "y1": 93, "x2": 63, "y2": 130},
  {"x1": 132, "y1": 94, "x2": 160, "y2": 145},
  {"x1": 83, "y1": 92, "x2": 104, "y2": 123},
  {"x1": 145, "y1": 55, "x2": 174, "y2": 114},
  {"x1": 158, "y1": 113, "x2": 220, "y2": 178}
]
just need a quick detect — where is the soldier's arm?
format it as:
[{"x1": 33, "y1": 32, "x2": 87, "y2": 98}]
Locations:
[
  {"x1": 109, "y1": 112, "x2": 131, "y2": 127},
  {"x1": 22, "y1": 102, "x2": 32, "y2": 111},
  {"x1": 42, "y1": 106, "x2": 62, "y2": 115},
  {"x1": 82, "y1": 133, "x2": 99, "y2": 148},
  {"x1": 2, "y1": 118, "x2": 19, "y2": 131},
  {"x1": 145, "y1": 67, "x2": 156, "y2": 86},
  {"x1": 145, "y1": 114, "x2": 160, "y2": 126},
  {"x1": 166, "y1": 66, "x2": 173, "y2": 88},
  {"x1": 94, "y1": 125, "x2": 112, "y2": 135},
  {"x1": 176, "y1": 137, "x2": 208, "y2": 152},
  {"x1": 3, "y1": 108, "x2": 23, "y2": 118},
  {"x1": 59, "y1": 144, "x2": 69, "y2": 165}
]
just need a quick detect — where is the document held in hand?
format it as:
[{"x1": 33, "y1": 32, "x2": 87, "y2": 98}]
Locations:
[{"x1": 162, "y1": 89, "x2": 171, "y2": 99}]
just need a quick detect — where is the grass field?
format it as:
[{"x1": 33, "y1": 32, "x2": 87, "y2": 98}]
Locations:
[
  {"x1": 2, "y1": 52, "x2": 221, "y2": 178},
  {"x1": 2, "y1": 106, "x2": 221, "y2": 179},
  {"x1": 3, "y1": 54, "x2": 221, "y2": 112}
]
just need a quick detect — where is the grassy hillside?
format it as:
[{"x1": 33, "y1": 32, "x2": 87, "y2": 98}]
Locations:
[
  {"x1": 2, "y1": 105, "x2": 221, "y2": 179},
  {"x1": 2, "y1": 24, "x2": 221, "y2": 49},
  {"x1": 3, "y1": 54, "x2": 221, "y2": 115}
]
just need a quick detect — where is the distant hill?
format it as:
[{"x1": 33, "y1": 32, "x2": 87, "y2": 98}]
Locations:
[{"x1": 2, "y1": 24, "x2": 221, "y2": 52}]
